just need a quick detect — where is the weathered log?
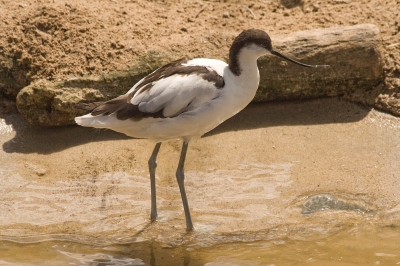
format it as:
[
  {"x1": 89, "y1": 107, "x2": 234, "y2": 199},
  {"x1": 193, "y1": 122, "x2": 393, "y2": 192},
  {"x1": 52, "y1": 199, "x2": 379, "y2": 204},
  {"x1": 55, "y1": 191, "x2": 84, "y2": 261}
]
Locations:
[
  {"x1": 255, "y1": 24, "x2": 383, "y2": 101},
  {"x1": 16, "y1": 24, "x2": 383, "y2": 126}
]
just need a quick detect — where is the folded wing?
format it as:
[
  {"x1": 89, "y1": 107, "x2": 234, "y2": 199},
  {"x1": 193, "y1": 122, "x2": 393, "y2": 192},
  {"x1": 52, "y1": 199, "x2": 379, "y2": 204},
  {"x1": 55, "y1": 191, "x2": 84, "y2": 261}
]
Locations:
[{"x1": 76, "y1": 58, "x2": 226, "y2": 121}]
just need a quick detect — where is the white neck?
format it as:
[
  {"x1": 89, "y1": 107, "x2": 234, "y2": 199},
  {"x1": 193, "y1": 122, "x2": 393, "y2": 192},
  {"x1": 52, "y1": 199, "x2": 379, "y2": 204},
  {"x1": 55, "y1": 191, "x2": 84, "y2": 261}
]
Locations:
[{"x1": 232, "y1": 47, "x2": 264, "y2": 97}]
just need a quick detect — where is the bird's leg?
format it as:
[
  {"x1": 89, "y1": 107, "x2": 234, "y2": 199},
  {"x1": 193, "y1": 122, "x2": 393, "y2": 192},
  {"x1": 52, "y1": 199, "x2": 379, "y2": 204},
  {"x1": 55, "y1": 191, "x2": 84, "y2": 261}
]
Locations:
[
  {"x1": 148, "y1": 142, "x2": 161, "y2": 221},
  {"x1": 176, "y1": 141, "x2": 194, "y2": 231}
]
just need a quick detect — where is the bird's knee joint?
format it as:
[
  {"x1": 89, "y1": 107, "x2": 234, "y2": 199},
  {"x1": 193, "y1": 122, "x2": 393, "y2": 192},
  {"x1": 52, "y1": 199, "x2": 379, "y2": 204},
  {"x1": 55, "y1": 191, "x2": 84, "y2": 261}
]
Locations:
[
  {"x1": 148, "y1": 158, "x2": 157, "y2": 169},
  {"x1": 176, "y1": 169, "x2": 185, "y2": 181}
]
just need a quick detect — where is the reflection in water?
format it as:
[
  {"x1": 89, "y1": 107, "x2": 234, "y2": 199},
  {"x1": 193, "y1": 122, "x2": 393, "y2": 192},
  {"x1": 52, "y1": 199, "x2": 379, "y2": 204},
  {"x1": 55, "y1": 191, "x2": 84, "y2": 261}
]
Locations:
[{"x1": 59, "y1": 251, "x2": 146, "y2": 265}]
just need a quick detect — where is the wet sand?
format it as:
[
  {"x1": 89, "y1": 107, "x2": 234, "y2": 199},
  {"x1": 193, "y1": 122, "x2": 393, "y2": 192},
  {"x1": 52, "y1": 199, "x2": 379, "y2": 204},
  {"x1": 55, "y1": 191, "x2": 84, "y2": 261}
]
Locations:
[{"x1": 0, "y1": 98, "x2": 399, "y2": 249}]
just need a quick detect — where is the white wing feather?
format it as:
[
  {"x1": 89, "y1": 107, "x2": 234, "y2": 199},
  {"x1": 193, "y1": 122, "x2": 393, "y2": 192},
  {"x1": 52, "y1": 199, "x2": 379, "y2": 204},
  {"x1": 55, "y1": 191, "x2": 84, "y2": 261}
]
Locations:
[{"x1": 129, "y1": 65, "x2": 224, "y2": 118}]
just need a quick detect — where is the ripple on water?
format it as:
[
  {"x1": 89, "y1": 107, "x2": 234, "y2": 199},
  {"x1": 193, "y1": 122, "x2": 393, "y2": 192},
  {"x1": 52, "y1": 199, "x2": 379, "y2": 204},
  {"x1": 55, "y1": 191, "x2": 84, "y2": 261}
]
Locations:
[
  {"x1": 0, "y1": 163, "x2": 297, "y2": 245},
  {"x1": 0, "y1": 162, "x2": 379, "y2": 247}
]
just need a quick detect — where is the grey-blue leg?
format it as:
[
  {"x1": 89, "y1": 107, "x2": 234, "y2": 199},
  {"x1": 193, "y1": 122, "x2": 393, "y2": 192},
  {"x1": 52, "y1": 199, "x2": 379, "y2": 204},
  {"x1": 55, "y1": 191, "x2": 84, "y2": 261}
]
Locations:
[
  {"x1": 148, "y1": 142, "x2": 161, "y2": 221},
  {"x1": 176, "y1": 141, "x2": 193, "y2": 231}
]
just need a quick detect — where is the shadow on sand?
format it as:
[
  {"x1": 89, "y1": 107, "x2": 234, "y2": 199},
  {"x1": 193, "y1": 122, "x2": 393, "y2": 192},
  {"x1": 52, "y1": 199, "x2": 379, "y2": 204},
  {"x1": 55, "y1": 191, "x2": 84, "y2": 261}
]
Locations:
[{"x1": 2, "y1": 98, "x2": 371, "y2": 155}]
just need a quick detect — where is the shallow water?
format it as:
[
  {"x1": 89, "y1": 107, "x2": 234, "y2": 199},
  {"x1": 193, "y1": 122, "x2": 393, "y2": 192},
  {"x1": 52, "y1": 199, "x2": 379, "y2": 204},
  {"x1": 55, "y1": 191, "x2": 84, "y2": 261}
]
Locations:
[
  {"x1": 1, "y1": 224, "x2": 400, "y2": 265},
  {"x1": 0, "y1": 98, "x2": 399, "y2": 265}
]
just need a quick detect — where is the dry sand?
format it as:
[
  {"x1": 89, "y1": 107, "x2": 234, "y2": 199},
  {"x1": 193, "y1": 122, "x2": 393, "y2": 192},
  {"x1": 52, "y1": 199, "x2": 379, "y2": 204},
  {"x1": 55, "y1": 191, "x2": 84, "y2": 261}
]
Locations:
[{"x1": 0, "y1": 0, "x2": 400, "y2": 115}]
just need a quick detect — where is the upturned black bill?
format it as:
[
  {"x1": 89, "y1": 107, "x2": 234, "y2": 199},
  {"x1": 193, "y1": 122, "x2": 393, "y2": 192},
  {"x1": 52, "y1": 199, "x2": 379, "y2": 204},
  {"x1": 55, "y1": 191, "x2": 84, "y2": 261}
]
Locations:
[{"x1": 271, "y1": 49, "x2": 329, "y2": 68}]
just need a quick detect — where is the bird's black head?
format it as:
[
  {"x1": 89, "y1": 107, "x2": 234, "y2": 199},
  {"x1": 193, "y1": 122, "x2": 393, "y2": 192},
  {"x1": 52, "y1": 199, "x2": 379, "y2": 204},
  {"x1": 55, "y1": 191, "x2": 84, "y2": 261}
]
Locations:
[
  {"x1": 229, "y1": 29, "x2": 274, "y2": 76},
  {"x1": 229, "y1": 29, "x2": 329, "y2": 76},
  {"x1": 231, "y1": 29, "x2": 273, "y2": 52}
]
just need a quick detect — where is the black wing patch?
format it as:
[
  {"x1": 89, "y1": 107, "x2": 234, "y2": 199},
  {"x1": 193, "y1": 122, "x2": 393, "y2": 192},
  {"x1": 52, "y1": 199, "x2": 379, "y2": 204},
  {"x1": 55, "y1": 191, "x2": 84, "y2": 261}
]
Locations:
[
  {"x1": 75, "y1": 95, "x2": 164, "y2": 120},
  {"x1": 75, "y1": 58, "x2": 225, "y2": 121}
]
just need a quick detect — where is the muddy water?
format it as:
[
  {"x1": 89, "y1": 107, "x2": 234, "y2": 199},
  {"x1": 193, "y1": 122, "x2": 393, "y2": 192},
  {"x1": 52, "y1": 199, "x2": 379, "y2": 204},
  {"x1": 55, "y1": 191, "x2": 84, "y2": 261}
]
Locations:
[
  {"x1": 0, "y1": 98, "x2": 399, "y2": 265},
  {"x1": 1, "y1": 224, "x2": 400, "y2": 265}
]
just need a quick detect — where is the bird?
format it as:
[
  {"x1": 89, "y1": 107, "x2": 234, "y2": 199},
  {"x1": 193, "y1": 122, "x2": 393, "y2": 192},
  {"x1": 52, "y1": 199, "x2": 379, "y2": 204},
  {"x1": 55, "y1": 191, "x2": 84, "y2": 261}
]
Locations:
[{"x1": 74, "y1": 29, "x2": 328, "y2": 231}]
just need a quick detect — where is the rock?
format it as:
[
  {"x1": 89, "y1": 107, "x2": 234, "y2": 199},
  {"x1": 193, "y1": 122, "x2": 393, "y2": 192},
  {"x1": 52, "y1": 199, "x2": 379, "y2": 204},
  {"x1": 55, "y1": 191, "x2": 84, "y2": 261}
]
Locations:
[
  {"x1": 0, "y1": 54, "x2": 22, "y2": 100},
  {"x1": 16, "y1": 51, "x2": 178, "y2": 126},
  {"x1": 302, "y1": 194, "x2": 372, "y2": 215},
  {"x1": 255, "y1": 24, "x2": 383, "y2": 102},
  {"x1": 15, "y1": 24, "x2": 383, "y2": 126},
  {"x1": 24, "y1": 162, "x2": 47, "y2": 177},
  {"x1": 17, "y1": 79, "x2": 105, "y2": 126}
]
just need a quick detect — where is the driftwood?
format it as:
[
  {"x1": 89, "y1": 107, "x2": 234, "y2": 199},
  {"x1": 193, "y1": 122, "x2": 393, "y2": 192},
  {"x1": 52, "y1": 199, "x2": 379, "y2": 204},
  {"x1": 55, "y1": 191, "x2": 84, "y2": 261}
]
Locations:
[{"x1": 255, "y1": 24, "x2": 383, "y2": 101}]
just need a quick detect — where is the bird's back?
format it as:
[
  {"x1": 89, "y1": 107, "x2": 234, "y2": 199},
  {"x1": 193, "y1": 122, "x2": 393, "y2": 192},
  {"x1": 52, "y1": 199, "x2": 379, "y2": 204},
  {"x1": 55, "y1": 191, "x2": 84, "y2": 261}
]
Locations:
[{"x1": 75, "y1": 58, "x2": 233, "y2": 141}]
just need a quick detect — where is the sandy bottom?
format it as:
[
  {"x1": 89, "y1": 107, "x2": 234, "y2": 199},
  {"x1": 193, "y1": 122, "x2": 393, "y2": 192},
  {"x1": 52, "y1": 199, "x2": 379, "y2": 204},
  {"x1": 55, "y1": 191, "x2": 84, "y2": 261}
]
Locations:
[{"x1": 0, "y1": 98, "x2": 400, "y2": 264}]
